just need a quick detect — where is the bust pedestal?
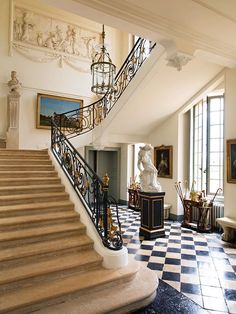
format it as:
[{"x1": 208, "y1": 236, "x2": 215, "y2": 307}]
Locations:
[{"x1": 139, "y1": 191, "x2": 165, "y2": 239}]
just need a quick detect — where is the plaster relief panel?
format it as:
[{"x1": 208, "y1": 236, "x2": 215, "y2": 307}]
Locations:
[{"x1": 11, "y1": 4, "x2": 100, "y2": 72}]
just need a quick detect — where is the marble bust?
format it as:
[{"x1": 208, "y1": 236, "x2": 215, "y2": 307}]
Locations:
[
  {"x1": 8, "y1": 71, "x2": 21, "y2": 95},
  {"x1": 138, "y1": 144, "x2": 162, "y2": 193}
]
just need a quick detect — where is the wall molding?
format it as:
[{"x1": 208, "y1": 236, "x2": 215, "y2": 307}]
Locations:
[
  {"x1": 10, "y1": 1, "x2": 100, "y2": 72},
  {"x1": 73, "y1": 0, "x2": 236, "y2": 67}
]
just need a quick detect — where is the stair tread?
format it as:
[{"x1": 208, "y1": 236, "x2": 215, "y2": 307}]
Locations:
[
  {"x1": 0, "y1": 263, "x2": 138, "y2": 313},
  {"x1": 0, "y1": 200, "x2": 73, "y2": 213},
  {"x1": 0, "y1": 165, "x2": 54, "y2": 170},
  {"x1": 0, "y1": 171, "x2": 57, "y2": 174},
  {"x1": 0, "y1": 235, "x2": 93, "y2": 263},
  {"x1": 0, "y1": 177, "x2": 59, "y2": 182},
  {"x1": 0, "y1": 184, "x2": 64, "y2": 193},
  {"x1": 0, "y1": 183, "x2": 64, "y2": 192},
  {"x1": 0, "y1": 211, "x2": 78, "y2": 226},
  {"x1": 0, "y1": 192, "x2": 68, "y2": 201},
  {"x1": 0, "y1": 250, "x2": 102, "y2": 285},
  {"x1": 0, "y1": 149, "x2": 48, "y2": 154},
  {"x1": 0, "y1": 222, "x2": 85, "y2": 242}
]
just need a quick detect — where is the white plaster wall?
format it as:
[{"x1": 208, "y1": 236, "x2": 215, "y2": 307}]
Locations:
[
  {"x1": 148, "y1": 114, "x2": 179, "y2": 216},
  {"x1": 120, "y1": 144, "x2": 131, "y2": 202},
  {"x1": 0, "y1": 0, "x2": 129, "y2": 148},
  {"x1": 224, "y1": 69, "x2": 236, "y2": 218}
]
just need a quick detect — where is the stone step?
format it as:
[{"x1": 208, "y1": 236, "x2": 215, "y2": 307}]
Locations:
[
  {"x1": 0, "y1": 234, "x2": 93, "y2": 265},
  {"x1": 0, "y1": 177, "x2": 61, "y2": 187},
  {"x1": 0, "y1": 184, "x2": 65, "y2": 196},
  {"x1": 0, "y1": 159, "x2": 52, "y2": 165},
  {"x1": 0, "y1": 149, "x2": 48, "y2": 155},
  {"x1": 0, "y1": 171, "x2": 58, "y2": 178},
  {"x1": 0, "y1": 154, "x2": 50, "y2": 160},
  {"x1": 0, "y1": 262, "x2": 138, "y2": 314},
  {"x1": 0, "y1": 165, "x2": 54, "y2": 171},
  {"x1": 0, "y1": 221, "x2": 86, "y2": 249},
  {"x1": 0, "y1": 192, "x2": 69, "y2": 206},
  {"x1": 0, "y1": 210, "x2": 79, "y2": 231},
  {"x1": 0, "y1": 200, "x2": 74, "y2": 218},
  {"x1": 35, "y1": 265, "x2": 158, "y2": 314},
  {"x1": 0, "y1": 250, "x2": 103, "y2": 290}
]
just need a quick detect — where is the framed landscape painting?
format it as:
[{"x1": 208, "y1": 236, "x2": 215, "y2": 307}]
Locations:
[
  {"x1": 227, "y1": 139, "x2": 236, "y2": 183},
  {"x1": 154, "y1": 145, "x2": 173, "y2": 178},
  {"x1": 37, "y1": 93, "x2": 83, "y2": 129}
]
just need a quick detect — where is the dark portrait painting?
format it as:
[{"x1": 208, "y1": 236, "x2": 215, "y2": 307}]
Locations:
[
  {"x1": 154, "y1": 145, "x2": 173, "y2": 178},
  {"x1": 227, "y1": 139, "x2": 236, "y2": 183}
]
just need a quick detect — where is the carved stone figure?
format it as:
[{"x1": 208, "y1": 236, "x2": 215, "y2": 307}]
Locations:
[
  {"x1": 21, "y1": 12, "x2": 33, "y2": 42},
  {"x1": 12, "y1": 6, "x2": 100, "y2": 69},
  {"x1": 138, "y1": 144, "x2": 162, "y2": 193},
  {"x1": 8, "y1": 71, "x2": 21, "y2": 95}
]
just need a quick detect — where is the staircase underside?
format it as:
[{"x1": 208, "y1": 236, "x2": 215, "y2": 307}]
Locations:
[{"x1": 0, "y1": 149, "x2": 157, "y2": 314}]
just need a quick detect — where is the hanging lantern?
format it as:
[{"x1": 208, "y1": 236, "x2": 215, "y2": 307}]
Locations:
[{"x1": 91, "y1": 25, "x2": 116, "y2": 95}]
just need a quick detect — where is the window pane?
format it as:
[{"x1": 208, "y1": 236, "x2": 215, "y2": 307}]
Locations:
[
  {"x1": 209, "y1": 99, "x2": 221, "y2": 111},
  {"x1": 210, "y1": 111, "x2": 220, "y2": 124},
  {"x1": 209, "y1": 180, "x2": 220, "y2": 194},
  {"x1": 210, "y1": 166, "x2": 220, "y2": 179},
  {"x1": 210, "y1": 125, "x2": 221, "y2": 138},
  {"x1": 210, "y1": 152, "x2": 219, "y2": 165},
  {"x1": 210, "y1": 139, "x2": 221, "y2": 152}
]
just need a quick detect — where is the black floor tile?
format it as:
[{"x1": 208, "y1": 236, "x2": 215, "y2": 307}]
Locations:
[
  {"x1": 162, "y1": 271, "x2": 180, "y2": 282},
  {"x1": 165, "y1": 258, "x2": 181, "y2": 265},
  {"x1": 181, "y1": 282, "x2": 201, "y2": 295}
]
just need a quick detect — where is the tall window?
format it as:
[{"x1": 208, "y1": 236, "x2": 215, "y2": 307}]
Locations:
[{"x1": 190, "y1": 95, "x2": 224, "y2": 196}]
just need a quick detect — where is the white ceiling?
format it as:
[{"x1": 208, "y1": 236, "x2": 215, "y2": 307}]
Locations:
[
  {"x1": 42, "y1": 0, "x2": 230, "y2": 142},
  {"x1": 66, "y1": 0, "x2": 236, "y2": 67}
]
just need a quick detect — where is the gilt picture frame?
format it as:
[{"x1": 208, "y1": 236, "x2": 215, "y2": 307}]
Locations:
[
  {"x1": 154, "y1": 145, "x2": 173, "y2": 178},
  {"x1": 36, "y1": 93, "x2": 83, "y2": 129},
  {"x1": 227, "y1": 139, "x2": 236, "y2": 183}
]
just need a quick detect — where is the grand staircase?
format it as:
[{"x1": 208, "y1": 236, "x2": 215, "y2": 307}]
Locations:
[{"x1": 0, "y1": 149, "x2": 157, "y2": 314}]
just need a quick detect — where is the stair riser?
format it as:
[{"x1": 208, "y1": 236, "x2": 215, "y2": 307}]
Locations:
[
  {"x1": 0, "y1": 194, "x2": 69, "y2": 206},
  {"x1": 0, "y1": 149, "x2": 48, "y2": 153},
  {"x1": 0, "y1": 206, "x2": 74, "y2": 218},
  {"x1": 0, "y1": 186, "x2": 65, "y2": 196},
  {"x1": 0, "y1": 242, "x2": 94, "y2": 267},
  {"x1": 0, "y1": 228, "x2": 85, "y2": 249},
  {"x1": 0, "y1": 178, "x2": 61, "y2": 186},
  {"x1": 0, "y1": 160, "x2": 52, "y2": 165},
  {"x1": 0, "y1": 172, "x2": 58, "y2": 178},
  {"x1": 0, "y1": 269, "x2": 136, "y2": 314},
  {"x1": 0, "y1": 262, "x2": 102, "y2": 293},
  {"x1": 0, "y1": 155, "x2": 50, "y2": 160},
  {"x1": 0, "y1": 166, "x2": 54, "y2": 171},
  {"x1": 0, "y1": 215, "x2": 79, "y2": 231}
]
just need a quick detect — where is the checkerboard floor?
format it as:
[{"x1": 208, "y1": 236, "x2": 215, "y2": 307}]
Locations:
[{"x1": 117, "y1": 206, "x2": 236, "y2": 314}]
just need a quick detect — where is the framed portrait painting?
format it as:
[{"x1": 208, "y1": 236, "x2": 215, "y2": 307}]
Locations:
[
  {"x1": 227, "y1": 139, "x2": 236, "y2": 183},
  {"x1": 37, "y1": 93, "x2": 83, "y2": 129},
  {"x1": 154, "y1": 145, "x2": 173, "y2": 178}
]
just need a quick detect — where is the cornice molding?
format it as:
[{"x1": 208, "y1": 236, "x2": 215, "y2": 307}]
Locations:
[
  {"x1": 74, "y1": 0, "x2": 236, "y2": 66},
  {"x1": 191, "y1": 0, "x2": 236, "y2": 24}
]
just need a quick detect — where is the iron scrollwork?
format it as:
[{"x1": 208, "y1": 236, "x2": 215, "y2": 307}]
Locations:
[
  {"x1": 51, "y1": 122, "x2": 123, "y2": 250},
  {"x1": 51, "y1": 38, "x2": 156, "y2": 250},
  {"x1": 52, "y1": 38, "x2": 156, "y2": 139}
]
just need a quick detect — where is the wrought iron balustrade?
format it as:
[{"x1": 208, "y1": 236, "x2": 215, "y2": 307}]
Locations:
[
  {"x1": 51, "y1": 37, "x2": 156, "y2": 250},
  {"x1": 51, "y1": 121, "x2": 123, "y2": 250},
  {"x1": 53, "y1": 38, "x2": 156, "y2": 139}
]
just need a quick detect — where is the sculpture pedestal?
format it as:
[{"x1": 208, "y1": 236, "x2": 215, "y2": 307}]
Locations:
[{"x1": 139, "y1": 191, "x2": 165, "y2": 239}]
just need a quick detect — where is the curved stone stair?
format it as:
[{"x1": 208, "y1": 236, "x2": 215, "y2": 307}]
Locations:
[{"x1": 0, "y1": 149, "x2": 157, "y2": 313}]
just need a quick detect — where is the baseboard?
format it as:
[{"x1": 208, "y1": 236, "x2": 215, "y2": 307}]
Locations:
[
  {"x1": 169, "y1": 213, "x2": 184, "y2": 222},
  {"x1": 118, "y1": 199, "x2": 128, "y2": 205}
]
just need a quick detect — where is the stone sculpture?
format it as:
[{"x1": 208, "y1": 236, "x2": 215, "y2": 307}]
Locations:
[
  {"x1": 138, "y1": 144, "x2": 162, "y2": 193},
  {"x1": 8, "y1": 71, "x2": 21, "y2": 95}
]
